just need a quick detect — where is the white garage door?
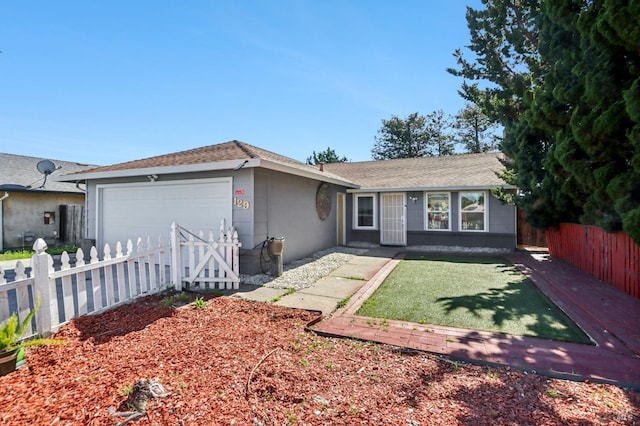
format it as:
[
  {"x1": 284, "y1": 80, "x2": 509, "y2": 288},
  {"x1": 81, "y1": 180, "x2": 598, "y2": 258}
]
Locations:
[{"x1": 96, "y1": 177, "x2": 232, "y2": 247}]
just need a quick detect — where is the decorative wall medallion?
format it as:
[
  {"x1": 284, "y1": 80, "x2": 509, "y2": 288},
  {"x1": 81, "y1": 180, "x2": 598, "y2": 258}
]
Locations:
[{"x1": 316, "y1": 183, "x2": 331, "y2": 220}]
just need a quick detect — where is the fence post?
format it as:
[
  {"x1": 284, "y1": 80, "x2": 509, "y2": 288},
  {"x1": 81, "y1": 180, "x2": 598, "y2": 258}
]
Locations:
[
  {"x1": 170, "y1": 222, "x2": 182, "y2": 291},
  {"x1": 31, "y1": 238, "x2": 54, "y2": 337},
  {"x1": 232, "y1": 228, "x2": 240, "y2": 289}
]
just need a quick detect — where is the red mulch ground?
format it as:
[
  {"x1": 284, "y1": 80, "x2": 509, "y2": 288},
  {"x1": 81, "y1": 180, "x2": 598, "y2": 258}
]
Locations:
[{"x1": 1, "y1": 294, "x2": 638, "y2": 425}]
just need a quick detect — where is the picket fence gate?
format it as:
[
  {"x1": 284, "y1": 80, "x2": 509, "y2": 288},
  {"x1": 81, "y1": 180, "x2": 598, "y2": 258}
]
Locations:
[
  {"x1": 170, "y1": 221, "x2": 242, "y2": 292},
  {"x1": 0, "y1": 221, "x2": 241, "y2": 339}
]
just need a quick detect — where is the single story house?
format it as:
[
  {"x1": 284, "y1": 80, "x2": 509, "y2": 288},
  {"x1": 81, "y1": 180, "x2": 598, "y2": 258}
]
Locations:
[
  {"x1": 57, "y1": 140, "x2": 516, "y2": 274},
  {"x1": 324, "y1": 154, "x2": 516, "y2": 249},
  {"x1": 0, "y1": 153, "x2": 97, "y2": 251}
]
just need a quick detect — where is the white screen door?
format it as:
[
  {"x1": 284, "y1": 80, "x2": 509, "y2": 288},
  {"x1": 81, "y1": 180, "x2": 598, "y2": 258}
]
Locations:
[{"x1": 380, "y1": 193, "x2": 406, "y2": 245}]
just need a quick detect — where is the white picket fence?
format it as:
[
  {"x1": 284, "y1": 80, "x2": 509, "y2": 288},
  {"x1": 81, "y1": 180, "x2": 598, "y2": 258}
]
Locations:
[
  {"x1": 0, "y1": 221, "x2": 241, "y2": 338},
  {"x1": 0, "y1": 261, "x2": 34, "y2": 338}
]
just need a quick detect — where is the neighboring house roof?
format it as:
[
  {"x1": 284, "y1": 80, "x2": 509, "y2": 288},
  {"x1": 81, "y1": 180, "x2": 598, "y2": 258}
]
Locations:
[
  {"x1": 324, "y1": 153, "x2": 512, "y2": 192},
  {"x1": 0, "y1": 153, "x2": 98, "y2": 194},
  {"x1": 57, "y1": 140, "x2": 358, "y2": 188}
]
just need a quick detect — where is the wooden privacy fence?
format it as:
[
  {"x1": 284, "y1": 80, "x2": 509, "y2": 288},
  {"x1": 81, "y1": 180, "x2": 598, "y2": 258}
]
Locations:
[
  {"x1": 546, "y1": 223, "x2": 640, "y2": 299},
  {"x1": 0, "y1": 220, "x2": 242, "y2": 337},
  {"x1": 517, "y1": 209, "x2": 547, "y2": 247},
  {"x1": 59, "y1": 204, "x2": 84, "y2": 246}
]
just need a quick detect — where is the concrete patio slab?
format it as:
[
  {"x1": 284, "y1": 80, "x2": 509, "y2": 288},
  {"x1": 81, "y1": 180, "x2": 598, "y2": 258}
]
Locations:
[
  {"x1": 226, "y1": 284, "x2": 286, "y2": 303},
  {"x1": 328, "y1": 249, "x2": 398, "y2": 281},
  {"x1": 274, "y1": 276, "x2": 368, "y2": 315}
]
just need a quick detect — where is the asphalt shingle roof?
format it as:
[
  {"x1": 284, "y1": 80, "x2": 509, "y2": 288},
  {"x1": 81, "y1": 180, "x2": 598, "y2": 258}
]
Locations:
[
  {"x1": 324, "y1": 153, "x2": 509, "y2": 190},
  {"x1": 0, "y1": 153, "x2": 98, "y2": 193},
  {"x1": 77, "y1": 140, "x2": 302, "y2": 173},
  {"x1": 67, "y1": 140, "x2": 354, "y2": 185},
  {"x1": 56, "y1": 140, "x2": 510, "y2": 190}
]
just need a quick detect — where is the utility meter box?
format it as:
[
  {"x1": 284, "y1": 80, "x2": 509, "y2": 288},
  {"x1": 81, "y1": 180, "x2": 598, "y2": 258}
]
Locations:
[{"x1": 269, "y1": 237, "x2": 285, "y2": 256}]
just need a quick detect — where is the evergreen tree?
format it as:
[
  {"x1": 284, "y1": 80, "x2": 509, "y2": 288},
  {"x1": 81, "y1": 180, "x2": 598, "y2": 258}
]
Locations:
[
  {"x1": 570, "y1": 0, "x2": 640, "y2": 238},
  {"x1": 427, "y1": 110, "x2": 456, "y2": 156},
  {"x1": 371, "y1": 112, "x2": 434, "y2": 160},
  {"x1": 447, "y1": 1, "x2": 563, "y2": 228},
  {"x1": 529, "y1": 0, "x2": 639, "y2": 238},
  {"x1": 527, "y1": 1, "x2": 586, "y2": 227},
  {"x1": 449, "y1": 0, "x2": 640, "y2": 244},
  {"x1": 371, "y1": 111, "x2": 455, "y2": 160},
  {"x1": 453, "y1": 103, "x2": 500, "y2": 153},
  {"x1": 305, "y1": 147, "x2": 348, "y2": 165}
]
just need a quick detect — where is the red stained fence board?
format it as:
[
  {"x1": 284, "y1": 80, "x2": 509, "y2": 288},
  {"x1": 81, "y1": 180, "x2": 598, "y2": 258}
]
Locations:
[{"x1": 546, "y1": 224, "x2": 640, "y2": 299}]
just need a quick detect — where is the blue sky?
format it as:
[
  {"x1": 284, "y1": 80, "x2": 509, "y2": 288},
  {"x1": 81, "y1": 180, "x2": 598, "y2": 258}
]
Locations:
[{"x1": 1, "y1": 1, "x2": 481, "y2": 166}]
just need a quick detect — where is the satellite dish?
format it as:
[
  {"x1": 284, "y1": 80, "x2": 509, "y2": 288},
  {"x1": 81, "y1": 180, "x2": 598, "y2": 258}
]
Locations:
[
  {"x1": 36, "y1": 159, "x2": 57, "y2": 175},
  {"x1": 35, "y1": 159, "x2": 60, "y2": 188}
]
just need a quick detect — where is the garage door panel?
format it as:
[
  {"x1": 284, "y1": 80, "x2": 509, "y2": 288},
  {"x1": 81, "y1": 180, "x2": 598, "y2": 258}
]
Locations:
[{"x1": 98, "y1": 178, "x2": 232, "y2": 247}]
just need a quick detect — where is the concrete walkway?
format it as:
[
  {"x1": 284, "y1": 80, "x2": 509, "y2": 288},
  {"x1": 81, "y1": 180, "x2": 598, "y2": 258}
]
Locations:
[{"x1": 228, "y1": 247, "x2": 396, "y2": 315}]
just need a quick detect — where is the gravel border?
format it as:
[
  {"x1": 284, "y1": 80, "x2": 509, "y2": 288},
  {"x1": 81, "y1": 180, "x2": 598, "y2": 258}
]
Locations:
[{"x1": 240, "y1": 246, "x2": 368, "y2": 290}]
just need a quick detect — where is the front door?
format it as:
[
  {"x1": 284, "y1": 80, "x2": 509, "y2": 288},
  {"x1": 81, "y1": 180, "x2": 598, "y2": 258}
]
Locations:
[{"x1": 380, "y1": 193, "x2": 406, "y2": 245}]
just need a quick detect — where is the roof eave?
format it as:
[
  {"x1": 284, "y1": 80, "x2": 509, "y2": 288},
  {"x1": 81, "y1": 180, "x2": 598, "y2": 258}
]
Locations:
[
  {"x1": 0, "y1": 187, "x2": 84, "y2": 195},
  {"x1": 54, "y1": 158, "x2": 359, "y2": 188},
  {"x1": 347, "y1": 184, "x2": 516, "y2": 193},
  {"x1": 53, "y1": 159, "x2": 262, "y2": 182},
  {"x1": 258, "y1": 160, "x2": 359, "y2": 188}
]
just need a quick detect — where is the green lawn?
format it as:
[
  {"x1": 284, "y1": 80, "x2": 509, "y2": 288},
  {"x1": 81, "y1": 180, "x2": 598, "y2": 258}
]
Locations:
[
  {"x1": 0, "y1": 245, "x2": 78, "y2": 261},
  {"x1": 356, "y1": 254, "x2": 592, "y2": 344}
]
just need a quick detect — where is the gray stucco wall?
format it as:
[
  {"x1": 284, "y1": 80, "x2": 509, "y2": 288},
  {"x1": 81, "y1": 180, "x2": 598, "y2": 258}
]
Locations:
[
  {"x1": 251, "y1": 169, "x2": 340, "y2": 264},
  {"x1": 344, "y1": 193, "x2": 379, "y2": 246},
  {"x1": 487, "y1": 192, "x2": 516, "y2": 234},
  {"x1": 346, "y1": 190, "x2": 516, "y2": 250}
]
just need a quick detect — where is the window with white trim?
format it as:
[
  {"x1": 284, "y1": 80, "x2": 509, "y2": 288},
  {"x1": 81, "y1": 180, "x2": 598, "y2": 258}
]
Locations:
[
  {"x1": 353, "y1": 193, "x2": 377, "y2": 229},
  {"x1": 425, "y1": 192, "x2": 450, "y2": 230},
  {"x1": 460, "y1": 191, "x2": 487, "y2": 231}
]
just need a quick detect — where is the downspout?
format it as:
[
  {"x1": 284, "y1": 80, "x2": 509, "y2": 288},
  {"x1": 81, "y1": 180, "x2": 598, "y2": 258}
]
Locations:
[{"x1": 0, "y1": 192, "x2": 8, "y2": 251}]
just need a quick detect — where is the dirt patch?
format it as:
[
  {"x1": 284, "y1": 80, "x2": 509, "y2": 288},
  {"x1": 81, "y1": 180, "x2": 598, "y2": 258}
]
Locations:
[{"x1": 1, "y1": 294, "x2": 638, "y2": 425}]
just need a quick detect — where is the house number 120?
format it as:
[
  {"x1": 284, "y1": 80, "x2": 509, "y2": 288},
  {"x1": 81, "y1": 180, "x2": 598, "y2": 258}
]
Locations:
[{"x1": 233, "y1": 197, "x2": 250, "y2": 209}]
